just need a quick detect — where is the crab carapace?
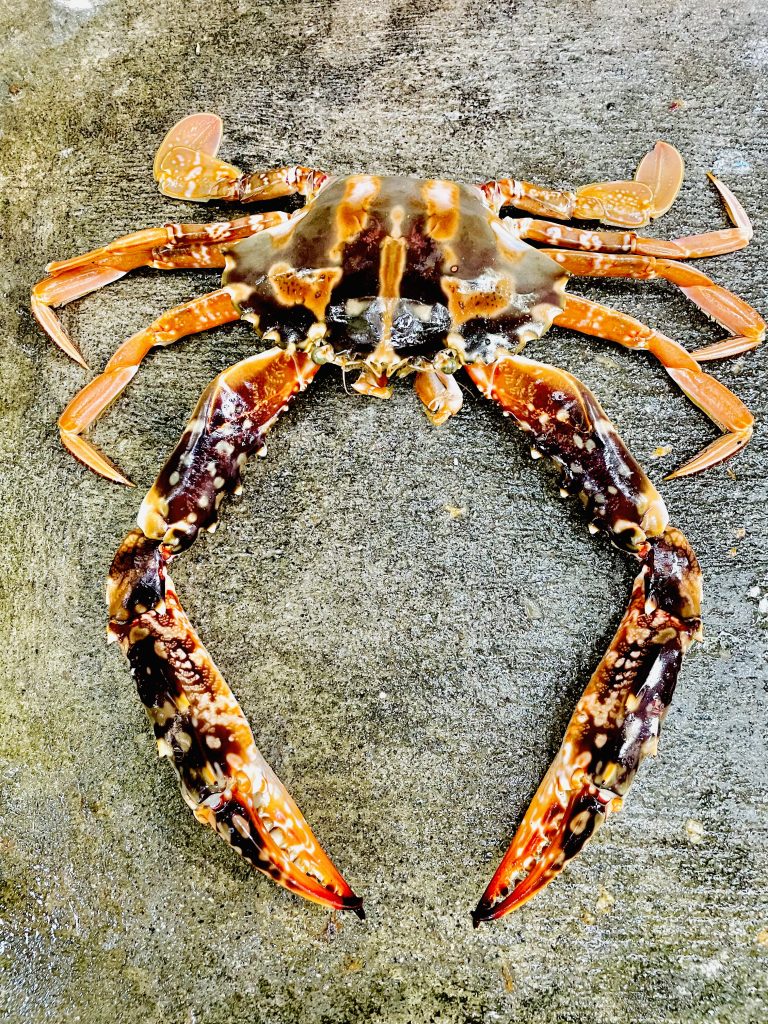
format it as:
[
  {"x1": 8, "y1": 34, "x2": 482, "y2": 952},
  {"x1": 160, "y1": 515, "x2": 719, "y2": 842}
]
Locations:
[{"x1": 32, "y1": 114, "x2": 763, "y2": 923}]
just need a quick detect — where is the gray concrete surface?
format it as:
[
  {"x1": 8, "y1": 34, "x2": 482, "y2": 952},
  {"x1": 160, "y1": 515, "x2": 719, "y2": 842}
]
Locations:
[{"x1": 1, "y1": 2, "x2": 767, "y2": 1021}]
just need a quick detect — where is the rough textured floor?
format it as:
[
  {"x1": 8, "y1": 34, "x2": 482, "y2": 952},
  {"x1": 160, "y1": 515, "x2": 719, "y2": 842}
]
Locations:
[{"x1": 1, "y1": 2, "x2": 767, "y2": 1022}]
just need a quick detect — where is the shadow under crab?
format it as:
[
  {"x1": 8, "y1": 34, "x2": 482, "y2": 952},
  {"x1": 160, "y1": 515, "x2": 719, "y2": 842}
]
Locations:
[{"x1": 32, "y1": 113, "x2": 764, "y2": 923}]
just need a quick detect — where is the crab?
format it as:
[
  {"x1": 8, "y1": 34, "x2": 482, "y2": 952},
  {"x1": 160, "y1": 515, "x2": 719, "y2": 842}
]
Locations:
[{"x1": 32, "y1": 114, "x2": 764, "y2": 924}]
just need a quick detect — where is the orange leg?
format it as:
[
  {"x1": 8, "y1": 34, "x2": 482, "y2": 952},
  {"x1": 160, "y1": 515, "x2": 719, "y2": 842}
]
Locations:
[
  {"x1": 548, "y1": 249, "x2": 765, "y2": 360},
  {"x1": 466, "y1": 355, "x2": 702, "y2": 923},
  {"x1": 510, "y1": 173, "x2": 752, "y2": 259},
  {"x1": 154, "y1": 112, "x2": 328, "y2": 203},
  {"x1": 58, "y1": 289, "x2": 241, "y2": 485},
  {"x1": 107, "y1": 350, "x2": 362, "y2": 916},
  {"x1": 32, "y1": 212, "x2": 290, "y2": 366},
  {"x1": 555, "y1": 294, "x2": 755, "y2": 477},
  {"x1": 480, "y1": 141, "x2": 684, "y2": 227}
]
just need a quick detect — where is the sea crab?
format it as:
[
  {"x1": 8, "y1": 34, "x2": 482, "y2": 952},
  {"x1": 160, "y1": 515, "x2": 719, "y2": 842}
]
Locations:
[{"x1": 32, "y1": 114, "x2": 764, "y2": 924}]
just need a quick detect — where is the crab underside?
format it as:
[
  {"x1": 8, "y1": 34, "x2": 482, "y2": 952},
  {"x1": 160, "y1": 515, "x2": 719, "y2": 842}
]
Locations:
[{"x1": 33, "y1": 114, "x2": 763, "y2": 923}]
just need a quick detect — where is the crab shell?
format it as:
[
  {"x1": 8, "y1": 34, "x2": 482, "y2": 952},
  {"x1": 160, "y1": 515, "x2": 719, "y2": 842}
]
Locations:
[{"x1": 222, "y1": 175, "x2": 568, "y2": 373}]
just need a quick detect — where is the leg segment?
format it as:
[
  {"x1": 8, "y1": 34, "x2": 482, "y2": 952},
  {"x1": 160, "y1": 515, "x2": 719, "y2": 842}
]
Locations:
[
  {"x1": 154, "y1": 112, "x2": 328, "y2": 204},
  {"x1": 547, "y1": 250, "x2": 765, "y2": 354},
  {"x1": 32, "y1": 212, "x2": 289, "y2": 365},
  {"x1": 466, "y1": 355, "x2": 702, "y2": 923},
  {"x1": 107, "y1": 350, "x2": 363, "y2": 915},
  {"x1": 413, "y1": 369, "x2": 464, "y2": 425},
  {"x1": 555, "y1": 294, "x2": 755, "y2": 477},
  {"x1": 59, "y1": 289, "x2": 241, "y2": 485},
  {"x1": 509, "y1": 173, "x2": 752, "y2": 259},
  {"x1": 480, "y1": 142, "x2": 684, "y2": 227}
]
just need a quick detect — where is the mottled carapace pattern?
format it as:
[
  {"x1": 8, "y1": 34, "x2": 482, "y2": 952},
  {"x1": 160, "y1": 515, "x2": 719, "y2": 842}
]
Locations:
[
  {"x1": 223, "y1": 175, "x2": 567, "y2": 369},
  {"x1": 34, "y1": 115, "x2": 766, "y2": 923}
]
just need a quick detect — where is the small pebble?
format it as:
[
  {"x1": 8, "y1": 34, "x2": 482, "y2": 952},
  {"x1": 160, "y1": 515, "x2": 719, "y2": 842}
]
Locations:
[
  {"x1": 686, "y1": 819, "x2": 705, "y2": 844},
  {"x1": 596, "y1": 885, "x2": 615, "y2": 914}
]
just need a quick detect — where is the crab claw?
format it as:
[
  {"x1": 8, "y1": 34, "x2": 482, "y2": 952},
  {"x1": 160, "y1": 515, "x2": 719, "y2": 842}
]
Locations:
[
  {"x1": 473, "y1": 527, "x2": 702, "y2": 925},
  {"x1": 472, "y1": 774, "x2": 616, "y2": 924},
  {"x1": 108, "y1": 530, "x2": 363, "y2": 916}
]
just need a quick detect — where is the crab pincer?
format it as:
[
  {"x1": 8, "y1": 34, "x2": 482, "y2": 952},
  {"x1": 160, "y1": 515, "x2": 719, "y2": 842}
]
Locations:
[
  {"x1": 107, "y1": 531, "x2": 363, "y2": 915},
  {"x1": 469, "y1": 359, "x2": 702, "y2": 924},
  {"x1": 106, "y1": 349, "x2": 363, "y2": 915},
  {"x1": 472, "y1": 530, "x2": 701, "y2": 922}
]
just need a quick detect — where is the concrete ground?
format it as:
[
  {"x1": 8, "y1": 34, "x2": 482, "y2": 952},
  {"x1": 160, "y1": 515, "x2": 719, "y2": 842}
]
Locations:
[{"x1": 1, "y1": 2, "x2": 767, "y2": 1022}]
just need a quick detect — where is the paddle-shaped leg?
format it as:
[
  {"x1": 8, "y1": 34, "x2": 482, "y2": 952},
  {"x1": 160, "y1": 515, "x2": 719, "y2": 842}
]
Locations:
[
  {"x1": 154, "y1": 112, "x2": 328, "y2": 203},
  {"x1": 480, "y1": 142, "x2": 684, "y2": 226},
  {"x1": 107, "y1": 348, "x2": 363, "y2": 915},
  {"x1": 466, "y1": 355, "x2": 702, "y2": 923}
]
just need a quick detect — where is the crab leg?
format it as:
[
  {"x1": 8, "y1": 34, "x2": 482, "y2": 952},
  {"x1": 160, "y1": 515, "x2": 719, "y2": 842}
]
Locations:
[
  {"x1": 32, "y1": 212, "x2": 290, "y2": 366},
  {"x1": 480, "y1": 141, "x2": 684, "y2": 227},
  {"x1": 107, "y1": 348, "x2": 363, "y2": 915},
  {"x1": 413, "y1": 369, "x2": 464, "y2": 425},
  {"x1": 509, "y1": 173, "x2": 752, "y2": 259},
  {"x1": 154, "y1": 112, "x2": 328, "y2": 204},
  {"x1": 546, "y1": 250, "x2": 765, "y2": 357},
  {"x1": 58, "y1": 289, "x2": 241, "y2": 485},
  {"x1": 554, "y1": 294, "x2": 756, "y2": 478},
  {"x1": 466, "y1": 354, "x2": 702, "y2": 923}
]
